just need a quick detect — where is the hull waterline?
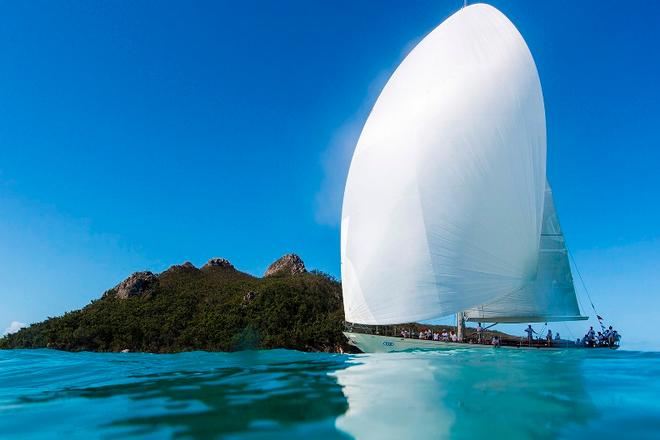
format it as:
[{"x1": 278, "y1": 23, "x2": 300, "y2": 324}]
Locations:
[{"x1": 343, "y1": 332, "x2": 616, "y2": 353}]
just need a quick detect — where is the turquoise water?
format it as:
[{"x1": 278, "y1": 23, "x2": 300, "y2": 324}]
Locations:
[{"x1": 1, "y1": 349, "x2": 659, "y2": 439}]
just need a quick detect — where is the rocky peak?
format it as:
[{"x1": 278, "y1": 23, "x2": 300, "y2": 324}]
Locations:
[
  {"x1": 163, "y1": 261, "x2": 197, "y2": 273},
  {"x1": 264, "y1": 254, "x2": 306, "y2": 277},
  {"x1": 114, "y1": 271, "x2": 158, "y2": 299},
  {"x1": 202, "y1": 258, "x2": 235, "y2": 270}
]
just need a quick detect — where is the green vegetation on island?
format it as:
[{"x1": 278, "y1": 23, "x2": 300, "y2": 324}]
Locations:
[{"x1": 0, "y1": 254, "x2": 354, "y2": 353}]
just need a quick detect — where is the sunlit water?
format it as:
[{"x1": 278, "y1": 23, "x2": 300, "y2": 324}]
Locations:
[{"x1": 1, "y1": 348, "x2": 659, "y2": 439}]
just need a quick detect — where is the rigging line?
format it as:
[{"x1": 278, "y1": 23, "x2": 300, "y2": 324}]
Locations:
[
  {"x1": 535, "y1": 323, "x2": 547, "y2": 342},
  {"x1": 568, "y1": 249, "x2": 606, "y2": 331},
  {"x1": 568, "y1": 249, "x2": 597, "y2": 313}
]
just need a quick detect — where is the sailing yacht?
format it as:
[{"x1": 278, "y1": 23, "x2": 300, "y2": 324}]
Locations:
[{"x1": 340, "y1": 4, "x2": 613, "y2": 352}]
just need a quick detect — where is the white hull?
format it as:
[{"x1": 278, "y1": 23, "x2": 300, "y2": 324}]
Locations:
[{"x1": 343, "y1": 332, "x2": 565, "y2": 353}]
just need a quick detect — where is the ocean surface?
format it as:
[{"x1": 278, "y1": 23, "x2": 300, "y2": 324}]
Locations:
[{"x1": 1, "y1": 348, "x2": 659, "y2": 439}]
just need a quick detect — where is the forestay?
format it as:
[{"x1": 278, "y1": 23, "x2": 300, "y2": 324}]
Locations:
[
  {"x1": 465, "y1": 182, "x2": 587, "y2": 323},
  {"x1": 341, "y1": 4, "x2": 547, "y2": 324}
]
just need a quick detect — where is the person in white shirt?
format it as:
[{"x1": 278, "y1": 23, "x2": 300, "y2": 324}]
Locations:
[
  {"x1": 604, "y1": 326, "x2": 613, "y2": 345},
  {"x1": 450, "y1": 330, "x2": 458, "y2": 342},
  {"x1": 585, "y1": 326, "x2": 596, "y2": 346},
  {"x1": 441, "y1": 330, "x2": 449, "y2": 341},
  {"x1": 587, "y1": 326, "x2": 595, "y2": 339}
]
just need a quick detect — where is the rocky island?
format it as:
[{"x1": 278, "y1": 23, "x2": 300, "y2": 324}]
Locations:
[{"x1": 0, "y1": 254, "x2": 354, "y2": 353}]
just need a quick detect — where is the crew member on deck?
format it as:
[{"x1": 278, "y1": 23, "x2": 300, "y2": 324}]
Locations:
[
  {"x1": 586, "y1": 326, "x2": 596, "y2": 347},
  {"x1": 524, "y1": 325, "x2": 536, "y2": 346},
  {"x1": 546, "y1": 329, "x2": 553, "y2": 346},
  {"x1": 604, "y1": 326, "x2": 613, "y2": 345}
]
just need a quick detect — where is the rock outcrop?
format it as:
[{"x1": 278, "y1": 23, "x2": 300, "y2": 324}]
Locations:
[
  {"x1": 163, "y1": 261, "x2": 197, "y2": 273},
  {"x1": 202, "y1": 258, "x2": 235, "y2": 270},
  {"x1": 114, "y1": 271, "x2": 158, "y2": 299},
  {"x1": 264, "y1": 254, "x2": 306, "y2": 277}
]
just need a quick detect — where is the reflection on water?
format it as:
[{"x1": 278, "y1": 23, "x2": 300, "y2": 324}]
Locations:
[
  {"x1": 335, "y1": 350, "x2": 597, "y2": 439},
  {"x1": 1, "y1": 348, "x2": 659, "y2": 439},
  {"x1": 334, "y1": 352, "x2": 454, "y2": 438}
]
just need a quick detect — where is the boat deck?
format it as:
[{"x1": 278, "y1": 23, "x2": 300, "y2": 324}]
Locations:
[{"x1": 344, "y1": 332, "x2": 618, "y2": 353}]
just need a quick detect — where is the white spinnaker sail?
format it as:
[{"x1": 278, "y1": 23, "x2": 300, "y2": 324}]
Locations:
[
  {"x1": 341, "y1": 4, "x2": 547, "y2": 325},
  {"x1": 465, "y1": 182, "x2": 587, "y2": 323}
]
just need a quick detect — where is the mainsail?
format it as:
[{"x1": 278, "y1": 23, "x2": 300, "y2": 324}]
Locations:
[
  {"x1": 341, "y1": 4, "x2": 547, "y2": 325},
  {"x1": 465, "y1": 182, "x2": 587, "y2": 323}
]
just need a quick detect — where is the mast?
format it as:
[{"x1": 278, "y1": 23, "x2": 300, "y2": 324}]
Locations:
[{"x1": 456, "y1": 312, "x2": 465, "y2": 342}]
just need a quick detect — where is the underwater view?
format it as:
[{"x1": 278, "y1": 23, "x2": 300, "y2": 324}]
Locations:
[{"x1": 1, "y1": 348, "x2": 659, "y2": 439}]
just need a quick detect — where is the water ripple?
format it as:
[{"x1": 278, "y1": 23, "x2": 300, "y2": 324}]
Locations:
[{"x1": 0, "y1": 349, "x2": 658, "y2": 439}]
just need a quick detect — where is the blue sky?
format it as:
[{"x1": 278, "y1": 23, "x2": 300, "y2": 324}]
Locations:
[{"x1": 1, "y1": 1, "x2": 658, "y2": 348}]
